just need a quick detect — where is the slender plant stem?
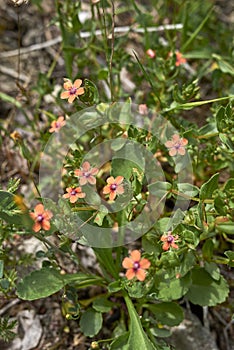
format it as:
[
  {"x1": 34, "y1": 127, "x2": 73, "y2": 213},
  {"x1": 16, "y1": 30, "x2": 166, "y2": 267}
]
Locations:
[{"x1": 109, "y1": 0, "x2": 116, "y2": 101}]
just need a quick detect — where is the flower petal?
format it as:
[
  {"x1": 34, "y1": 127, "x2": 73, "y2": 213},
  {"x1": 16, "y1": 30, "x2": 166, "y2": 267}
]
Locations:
[
  {"x1": 76, "y1": 87, "x2": 85, "y2": 96},
  {"x1": 171, "y1": 242, "x2": 179, "y2": 249},
  {"x1": 88, "y1": 176, "x2": 96, "y2": 185},
  {"x1": 74, "y1": 169, "x2": 82, "y2": 177},
  {"x1": 130, "y1": 250, "x2": 141, "y2": 262},
  {"x1": 103, "y1": 185, "x2": 111, "y2": 194},
  {"x1": 90, "y1": 167, "x2": 99, "y2": 175},
  {"x1": 181, "y1": 138, "x2": 188, "y2": 146},
  {"x1": 34, "y1": 204, "x2": 44, "y2": 215},
  {"x1": 79, "y1": 177, "x2": 88, "y2": 186},
  {"x1": 68, "y1": 95, "x2": 76, "y2": 103},
  {"x1": 82, "y1": 161, "x2": 91, "y2": 171},
  {"x1": 33, "y1": 222, "x2": 41, "y2": 232},
  {"x1": 44, "y1": 210, "x2": 53, "y2": 220},
  {"x1": 165, "y1": 140, "x2": 174, "y2": 148},
  {"x1": 73, "y1": 79, "x2": 82, "y2": 88},
  {"x1": 125, "y1": 269, "x2": 136, "y2": 280},
  {"x1": 169, "y1": 148, "x2": 177, "y2": 156},
  {"x1": 77, "y1": 192, "x2": 86, "y2": 198},
  {"x1": 122, "y1": 257, "x2": 134, "y2": 269},
  {"x1": 172, "y1": 134, "x2": 180, "y2": 141},
  {"x1": 139, "y1": 258, "x2": 151, "y2": 269},
  {"x1": 60, "y1": 91, "x2": 70, "y2": 99},
  {"x1": 116, "y1": 185, "x2": 124, "y2": 195},
  {"x1": 106, "y1": 177, "x2": 115, "y2": 184},
  {"x1": 136, "y1": 269, "x2": 146, "y2": 281},
  {"x1": 178, "y1": 148, "x2": 186, "y2": 155},
  {"x1": 162, "y1": 242, "x2": 170, "y2": 251},
  {"x1": 109, "y1": 191, "x2": 116, "y2": 201},
  {"x1": 70, "y1": 196, "x2": 78, "y2": 203},
  {"x1": 42, "y1": 220, "x2": 51, "y2": 231},
  {"x1": 115, "y1": 176, "x2": 124, "y2": 185},
  {"x1": 63, "y1": 193, "x2": 71, "y2": 199},
  {"x1": 63, "y1": 80, "x2": 72, "y2": 90}
]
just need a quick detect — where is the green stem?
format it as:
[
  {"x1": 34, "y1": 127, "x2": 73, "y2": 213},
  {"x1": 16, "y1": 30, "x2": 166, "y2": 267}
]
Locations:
[{"x1": 171, "y1": 189, "x2": 214, "y2": 204}]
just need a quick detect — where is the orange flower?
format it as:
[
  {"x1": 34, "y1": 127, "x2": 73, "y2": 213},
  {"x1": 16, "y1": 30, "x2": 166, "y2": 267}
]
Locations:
[
  {"x1": 74, "y1": 161, "x2": 99, "y2": 185},
  {"x1": 175, "y1": 51, "x2": 187, "y2": 66},
  {"x1": 49, "y1": 116, "x2": 66, "y2": 133},
  {"x1": 30, "y1": 204, "x2": 53, "y2": 232},
  {"x1": 60, "y1": 78, "x2": 85, "y2": 103},
  {"x1": 165, "y1": 134, "x2": 188, "y2": 156},
  {"x1": 63, "y1": 187, "x2": 86, "y2": 203},
  {"x1": 103, "y1": 176, "x2": 124, "y2": 201},
  {"x1": 122, "y1": 250, "x2": 151, "y2": 281},
  {"x1": 160, "y1": 231, "x2": 179, "y2": 251}
]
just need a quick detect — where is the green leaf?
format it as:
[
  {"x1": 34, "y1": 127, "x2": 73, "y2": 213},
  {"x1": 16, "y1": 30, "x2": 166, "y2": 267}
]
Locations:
[
  {"x1": 93, "y1": 297, "x2": 113, "y2": 313},
  {"x1": 200, "y1": 173, "x2": 219, "y2": 200},
  {"x1": 202, "y1": 239, "x2": 214, "y2": 260},
  {"x1": 0, "y1": 191, "x2": 24, "y2": 225},
  {"x1": 148, "y1": 182, "x2": 171, "y2": 198},
  {"x1": 185, "y1": 267, "x2": 229, "y2": 306},
  {"x1": 150, "y1": 327, "x2": 171, "y2": 338},
  {"x1": 216, "y1": 106, "x2": 226, "y2": 132},
  {"x1": 79, "y1": 309, "x2": 102, "y2": 337},
  {"x1": 124, "y1": 296, "x2": 158, "y2": 350},
  {"x1": 16, "y1": 267, "x2": 65, "y2": 300},
  {"x1": 111, "y1": 142, "x2": 145, "y2": 180},
  {"x1": 213, "y1": 54, "x2": 234, "y2": 76},
  {"x1": 219, "y1": 133, "x2": 234, "y2": 151},
  {"x1": 216, "y1": 221, "x2": 234, "y2": 234},
  {"x1": 224, "y1": 251, "x2": 234, "y2": 267},
  {"x1": 119, "y1": 98, "x2": 132, "y2": 124},
  {"x1": 110, "y1": 332, "x2": 129, "y2": 350},
  {"x1": 157, "y1": 273, "x2": 191, "y2": 301},
  {"x1": 0, "y1": 260, "x2": 4, "y2": 279},
  {"x1": 16, "y1": 268, "x2": 103, "y2": 300},
  {"x1": 177, "y1": 183, "x2": 199, "y2": 197},
  {"x1": 146, "y1": 302, "x2": 184, "y2": 326},
  {"x1": 204, "y1": 262, "x2": 220, "y2": 281},
  {"x1": 183, "y1": 229, "x2": 200, "y2": 248},
  {"x1": 94, "y1": 248, "x2": 119, "y2": 279},
  {"x1": 93, "y1": 205, "x2": 109, "y2": 226},
  {"x1": 178, "y1": 250, "x2": 196, "y2": 277},
  {"x1": 108, "y1": 280, "x2": 122, "y2": 293}
]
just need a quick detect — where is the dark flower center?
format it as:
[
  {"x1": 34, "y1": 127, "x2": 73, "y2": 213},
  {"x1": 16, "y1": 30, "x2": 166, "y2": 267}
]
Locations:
[
  {"x1": 37, "y1": 214, "x2": 44, "y2": 222},
  {"x1": 110, "y1": 184, "x2": 117, "y2": 191},
  {"x1": 71, "y1": 190, "x2": 77, "y2": 195},
  {"x1": 175, "y1": 143, "x2": 181, "y2": 149},
  {"x1": 167, "y1": 235, "x2": 174, "y2": 243},
  {"x1": 83, "y1": 172, "x2": 90, "y2": 178},
  {"x1": 133, "y1": 261, "x2": 140, "y2": 271},
  {"x1": 69, "y1": 87, "x2": 77, "y2": 95}
]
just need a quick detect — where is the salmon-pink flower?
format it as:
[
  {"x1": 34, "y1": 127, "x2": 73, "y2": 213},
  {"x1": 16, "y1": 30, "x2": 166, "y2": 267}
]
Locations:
[
  {"x1": 103, "y1": 176, "x2": 124, "y2": 201},
  {"x1": 169, "y1": 51, "x2": 187, "y2": 66},
  {"x1": 175, "y1": 51, "x2": 187, "y2": 66},
  {"x1": 139, "y1": 104, "x2": 148, "y2": 115},
  {"x1": 146, "y1": 49, "x2": 156, "y2": 59},
  {"x1": 49, "y1": 116, "x2": 66, "y2": 133},
  {"x1": 63, "y1": 187, "x2": 86, "y2": 203},
  {"x1": 60, "y1": 78, "x2": 85, "y2": 104},
  {"x1": 165, "y1": 134, "x2": 188, "y2": 156},
  {"x1": 160, "y1": 231, "x2": 179, "y2": 251},
  {"x1": 74, "y1": 161, "x2": 99, "y2": 186},
  {"x1": 30, "y1": 204, "x2": 53, "y2": 232},
  {"x1": 122, "y1": 250, "x2": 151, "y2": 281}
]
